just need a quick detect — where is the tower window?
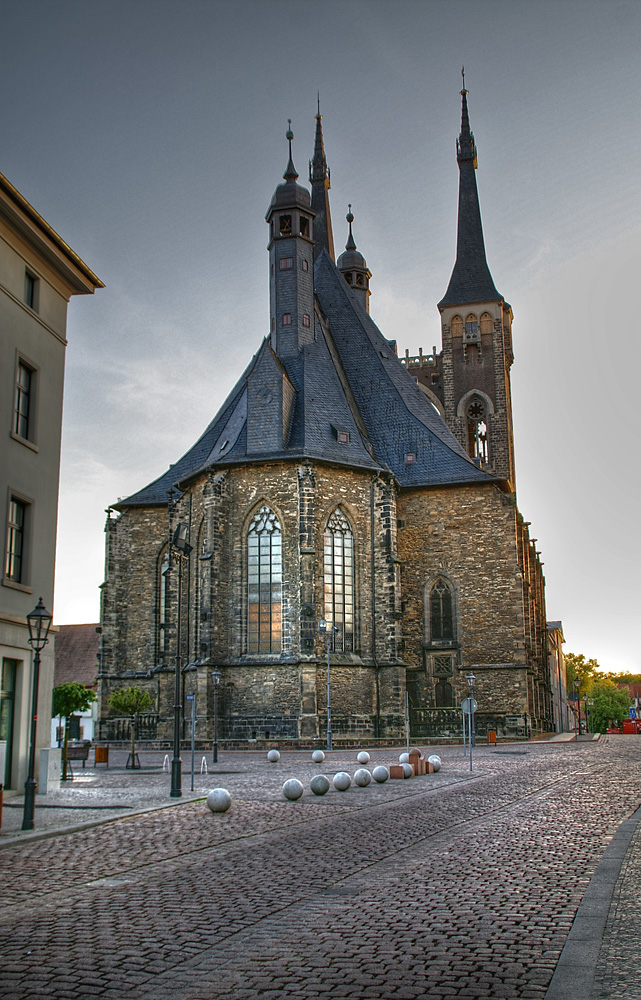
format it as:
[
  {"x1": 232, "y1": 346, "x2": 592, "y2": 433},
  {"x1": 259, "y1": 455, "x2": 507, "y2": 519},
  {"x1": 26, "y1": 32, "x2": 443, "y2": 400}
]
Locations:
[
  {"x1": 430, "y1": 579, "x2": 454, "y2": 641},
  {"x1": 247, "y1": 506, "x2": 282, "y2": 654},
  {"x1": 355, "y1": 273, "x2": 364, "y2": 287},
  {"x1": 324, "y1": 508, "x2": 354, "y2": 653},
  {"x1": 480, "y1": 312, "x2": 493, "y2": 335},
  {"x1": 299, "y1": 217, "x2": 309, "y2": 238},
  {"x1": 344, "y1": 272, "x2": 353, "y2": 285},
  {"x1": 466, "y1": 395, "x2": 488, "y2": 464},
  {"x1": 302, "y1": 260, "x2": 309, "y2": 272},
  {"x1": 279, "y1": 257, "x2": 293, "y2": 270},
  {"x1": 303, "y1": 314, "x2": 311, "y2": 328},
  {"x1": 451, "y1": 315, "x2": 463, "y2": 338},
  {"x1": 279, "y1": 215, "x2": 292, "y2": 236},
  {"x1": 282, "y1": 313, "x2": 292, "y2": 326}
]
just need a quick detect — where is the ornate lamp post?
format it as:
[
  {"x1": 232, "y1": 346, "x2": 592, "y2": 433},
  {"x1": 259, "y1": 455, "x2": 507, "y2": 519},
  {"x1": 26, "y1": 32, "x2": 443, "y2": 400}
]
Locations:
[
  {"x1": 211, "y1": 667, "x2": 221, "y2": 764},
  {"x1": 467, "y1": 672, "x2": 476, "y2": 772},
  {"x1": 574, "y1": 676, "x2": 581, "y2": 736},
  {"x1": 170, "y1": 522, "x2": 192, "y2": 798},
  {"x1": 318, "y1": 619, "x2": 339, "y2": 751},
  {"x1": 22, "y1": 598, "x2": 52, "y2": 831}
]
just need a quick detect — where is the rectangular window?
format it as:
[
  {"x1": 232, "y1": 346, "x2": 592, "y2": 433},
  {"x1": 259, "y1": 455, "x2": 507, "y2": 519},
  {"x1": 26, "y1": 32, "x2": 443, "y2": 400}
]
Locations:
[
  {"x1": 302, "y1": 259, "x2": 309, "y2": 272},
  {"x1": 299, "y1": 217, "x2": 309, "y2": 238},
  {"x1": 24, "y1": 270, "x2": 39, "y2": 311},
  {"x1": 14, "y1": 362, "x2": 33, "y2": 440},
  {"x1": 279, "y1": 257, "x2": 293, "y2": 270},
  {"x1": 282, "y1": 313, "x2": 292, "y2": 326},
  {"x1": 303, "y1": 313, "x2": 311, "y2": 328},
  {"x1": 5, "y1": 498, "x2": 27, "y2": 583}
]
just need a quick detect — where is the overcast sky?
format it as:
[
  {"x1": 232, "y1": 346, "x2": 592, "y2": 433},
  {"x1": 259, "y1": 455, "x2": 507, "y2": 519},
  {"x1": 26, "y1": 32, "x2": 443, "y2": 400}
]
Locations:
[{"x1": 2, "y1": 0, "x2": 639, "y2": 673}]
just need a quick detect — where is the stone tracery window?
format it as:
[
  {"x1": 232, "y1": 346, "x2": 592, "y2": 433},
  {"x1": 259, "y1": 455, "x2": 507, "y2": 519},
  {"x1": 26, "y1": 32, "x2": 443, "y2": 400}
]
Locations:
[
  {"x1": 247, "y1": 506, "x2": 282, "y2": 653},
  {"x1": 323, "y1": 508, "x2": 354, "y2": 652},
  {"x1": 158, "y1": 552, "x2": 170, "y2": 658},
  {"x1": 430, "y1": 578, "x2": 454, "y2": 641},
  {"x1": 466, "y1": 394, "x2": 488, "y2": 464}
]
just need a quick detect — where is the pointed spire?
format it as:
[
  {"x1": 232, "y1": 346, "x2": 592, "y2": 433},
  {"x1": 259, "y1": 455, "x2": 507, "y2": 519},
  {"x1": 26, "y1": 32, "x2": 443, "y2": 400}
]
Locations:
[
  {"x1": 345, "y1": 205, "x2": 357, "y2": 250},
  {"x1": 309, "y1": 100, "x2": 335, "y2": 262},
  {"x1": 283, "y1": 119, "x2": 298, "y2": 181},
  {"x1": 438, "y1": 79, "x2": 502, "y2": 308}
]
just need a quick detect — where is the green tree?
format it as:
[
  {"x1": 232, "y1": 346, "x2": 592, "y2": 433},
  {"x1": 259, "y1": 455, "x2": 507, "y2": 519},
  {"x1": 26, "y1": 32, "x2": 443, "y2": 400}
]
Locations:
[
  {"x1": 589, "y1": 678, "x2": 631, "y2": 733},
  {"x1": 565, "y1": 652, "x2": 600, "y2": 693},
  {"x1": 108, "y1": 687, "x2": 155, "y2": 766},
  {"x1": 52, "y1": 682, "x2": 97, "y2": 780}
]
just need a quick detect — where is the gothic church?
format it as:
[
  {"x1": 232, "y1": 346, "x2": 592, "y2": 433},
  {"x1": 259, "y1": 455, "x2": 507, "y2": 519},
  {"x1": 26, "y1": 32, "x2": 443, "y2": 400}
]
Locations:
[{"x1": 98, "y1": 89, "x2": 555, "y2": 744}]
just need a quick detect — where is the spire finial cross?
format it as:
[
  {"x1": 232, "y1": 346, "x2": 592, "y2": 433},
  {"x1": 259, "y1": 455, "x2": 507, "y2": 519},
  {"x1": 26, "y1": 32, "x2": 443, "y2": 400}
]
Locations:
[{"x1": 461, "y1": 66, "x2": 467, "y2": 95}]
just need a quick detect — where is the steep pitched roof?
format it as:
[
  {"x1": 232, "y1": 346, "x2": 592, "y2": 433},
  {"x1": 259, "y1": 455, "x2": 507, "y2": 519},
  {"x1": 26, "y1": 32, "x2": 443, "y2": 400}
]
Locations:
[
  {"x1": 54, "y1": 624, "x2": 100, "y2": 688},
  {"x1": 438, "y1": 90, "x2": 502, "y2": 309}
]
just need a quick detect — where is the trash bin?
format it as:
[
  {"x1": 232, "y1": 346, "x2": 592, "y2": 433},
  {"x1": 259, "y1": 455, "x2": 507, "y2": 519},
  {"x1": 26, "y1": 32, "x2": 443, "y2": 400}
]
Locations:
[
  {"x1": 95, "y1": 746, "x2": 109, "y2": 767},
  {"x1": 488, "y1": 730, "x2": 497, "y2": 745}
]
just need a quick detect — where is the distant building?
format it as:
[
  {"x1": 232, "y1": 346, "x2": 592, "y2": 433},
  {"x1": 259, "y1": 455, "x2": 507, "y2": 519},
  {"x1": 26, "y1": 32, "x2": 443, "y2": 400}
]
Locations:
[
  {"x1": 99, "y1": 90, "x2": 557, "y2": 744},
  {"x1": 0, "y1": 172, "x2": 102, "y2": 790},
  {"x1": 547, "y1": 622, "x2": 569, "y2": 732},
  {"x1": 50, "y1": 624, "x2": 100, "y2": 744}
]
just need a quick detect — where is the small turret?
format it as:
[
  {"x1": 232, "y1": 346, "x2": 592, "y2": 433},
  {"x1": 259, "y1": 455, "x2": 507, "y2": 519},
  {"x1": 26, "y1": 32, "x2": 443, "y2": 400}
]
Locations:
[
  {"x1": 337, "y1": 206, "x2": 371, "y2": 313},
  {"x1": 266, "y1": 123, "x2": 315, "y2": 359}
]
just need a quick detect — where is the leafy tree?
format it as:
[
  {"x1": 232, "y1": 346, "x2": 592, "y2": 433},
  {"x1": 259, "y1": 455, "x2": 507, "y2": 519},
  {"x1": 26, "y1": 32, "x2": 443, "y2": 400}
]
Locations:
[
  {"x1": 108, "y1": 687, "x2": 155, "y2": 765},
  {"x1": 589, "y1": 678, "x2": 631, "y2": 733},
  {"x1": 52, "y1": 682, "x2": 97, "y2": 780},
  {"x1": 565, "y1": 652, "x2": 600, "y2": 693}
]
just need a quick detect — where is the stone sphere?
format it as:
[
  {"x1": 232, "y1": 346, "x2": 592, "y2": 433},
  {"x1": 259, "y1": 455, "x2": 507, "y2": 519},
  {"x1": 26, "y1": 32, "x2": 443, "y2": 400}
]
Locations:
[
  {"x1": 312, "y1": 749, "x2": 325, "y2": 763},
  {"x1": 310, "y1": 774, "x2": 330, "y2": 796},
  {"x1": 399, "y1": 752, "x2": 410, "y2": 763},
  {"x1": 267, "y1": 749, "x2": 280, "y2": 762},
  {"x1": 332, "y1": 771, "x2": 352, "y2": 791},
  {"x1": 402, "y1": 762, "x2": 414, "y2": 778},
  {"x1": 357, "y1": 751, "x2": 370, "y2": 764},
  {"x1": 372, "y1": 765, "x2": 389, "y2": 783},
  {"x1": 282, "y1": 778, "x2": 304, "y2": 801},
  {"x1": 428, "y1": 755, "x2": 442, "y2": 772},
  {"x1": 354, "y1": 768, "x2": 372, "y2": 787},
  {"x1": 206, "y1": 788, "x2": 232, "y2": 813}
]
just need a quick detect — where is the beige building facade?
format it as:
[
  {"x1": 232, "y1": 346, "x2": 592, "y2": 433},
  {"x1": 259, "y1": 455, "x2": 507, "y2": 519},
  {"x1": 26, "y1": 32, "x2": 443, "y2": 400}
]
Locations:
[{"x1": 0, "y1": 172, "x2": 102, "y2": 791}]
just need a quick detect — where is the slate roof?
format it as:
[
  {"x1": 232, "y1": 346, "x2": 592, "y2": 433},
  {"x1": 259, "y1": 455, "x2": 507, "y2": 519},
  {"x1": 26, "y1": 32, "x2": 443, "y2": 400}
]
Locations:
[
  {"x1": 54, "y1": 624, "x2": 100, "y2": 688},
  {"x1": 116, "y1": 252, "x2": 491, "y2": 509},
  {"x1": 438, "y1": 91, "x2": 503, "y2": 308}
]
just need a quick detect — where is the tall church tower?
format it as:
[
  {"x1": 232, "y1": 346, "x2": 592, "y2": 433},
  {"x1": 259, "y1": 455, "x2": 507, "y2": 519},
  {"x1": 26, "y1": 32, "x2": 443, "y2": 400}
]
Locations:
[{"x1": 437, "y1": 81, "x2": 516, "y2": 489}]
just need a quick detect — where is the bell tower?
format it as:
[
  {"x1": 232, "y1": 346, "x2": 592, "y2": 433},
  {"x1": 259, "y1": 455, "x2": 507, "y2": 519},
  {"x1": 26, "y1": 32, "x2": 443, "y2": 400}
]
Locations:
[{"x1": 437, "y1": 77, "x2": 516, "y2": 489}]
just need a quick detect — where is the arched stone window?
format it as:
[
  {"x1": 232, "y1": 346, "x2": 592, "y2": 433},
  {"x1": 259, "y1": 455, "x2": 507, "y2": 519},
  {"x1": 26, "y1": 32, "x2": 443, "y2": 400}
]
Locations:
[
  {"x1": 466, "y1": 394, "x2": 488, "y2": 464},
  {"x1": 465, "y1": 313, "x2": 478, "y2": 338},
  {"x1": 323, "y1": 508, "x2": 354, "y2": 652},
  {"x1": 451, "y1": 315, "x2": 463, "y2": 338},
  {"x1": 247, "y1": 505, "x2": 282, "y2": 654},
  {"x1": 430, "y1": 579, "x2": 454, "y2": 641},
  {"x1": 480, "y1": 312, "x2": 493, "y2": 335},
  {"x1": 158, "y1": 551, "x2": 170, "y2": 660}
]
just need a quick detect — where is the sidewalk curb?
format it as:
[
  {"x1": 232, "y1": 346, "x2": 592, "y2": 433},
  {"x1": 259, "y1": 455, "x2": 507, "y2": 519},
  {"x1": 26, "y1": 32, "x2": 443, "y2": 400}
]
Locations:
[{"x1": 545, "y1": 802, "x2": 641, "y2": 1000}]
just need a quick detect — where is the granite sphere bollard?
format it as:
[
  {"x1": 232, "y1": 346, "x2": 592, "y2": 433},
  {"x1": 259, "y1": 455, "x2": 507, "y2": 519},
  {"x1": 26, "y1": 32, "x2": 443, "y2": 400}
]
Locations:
[
  {"x1": 402, "y1": 762, "x2": 414, "y2": 778},
  {"x1": 282, "y1": 778, "x2": 304, "y2": 800},
  {"x1": 310, "y1": 774, "x2": 330, "y2": 795},
  {"x1": 372, "y1": 765, "x2": 389, "y2": 783},
  {"x1": 206, "y1": 788, "x2": 232, "y2": 813},
  {"x1": 428, "y1": 754, "x2": 442, "y2": 772},
  {"x1": 333, "y1": 771, "x2": 352, "y2": 791},
  {"x1": 354, "y1": 768, "x2": 372, "y2": 786},
  {"x1": 312, "y1": 749, "x2": 325, "y2": 763},
  {"x1": 267, "y1": 749, "x2": 280, "y2": 763},
  {"x1": 399, "y1": 752, "x2": 410, "y2": 763},
  {"x1": 356, "y1": 751, "x2": 370, "y2": 764}
]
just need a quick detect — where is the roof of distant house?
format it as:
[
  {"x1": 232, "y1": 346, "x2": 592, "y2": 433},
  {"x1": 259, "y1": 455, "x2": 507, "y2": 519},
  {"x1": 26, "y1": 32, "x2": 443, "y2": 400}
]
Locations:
[{"x1": 54, "y1": 624, "x2": 100, "y2": 688}]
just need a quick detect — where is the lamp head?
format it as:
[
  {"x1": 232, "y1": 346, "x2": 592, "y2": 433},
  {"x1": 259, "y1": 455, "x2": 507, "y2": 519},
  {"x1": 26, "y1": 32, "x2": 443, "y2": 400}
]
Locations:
[
  {"x1": 26, "y1": 597, "x2": 53, "y2": 651},
  {"x1": 211, "y1": 667, "x2": 221, "y2": 686},
  {"x1": 318, "y1": 619, "x2": 327, "y2": 633}
]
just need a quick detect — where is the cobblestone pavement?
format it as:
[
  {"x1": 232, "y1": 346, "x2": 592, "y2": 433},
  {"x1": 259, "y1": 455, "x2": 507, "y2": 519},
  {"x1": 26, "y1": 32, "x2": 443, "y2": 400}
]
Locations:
[{"x1": 0, "y1": 737, "x2": 639, "y2": 1000}]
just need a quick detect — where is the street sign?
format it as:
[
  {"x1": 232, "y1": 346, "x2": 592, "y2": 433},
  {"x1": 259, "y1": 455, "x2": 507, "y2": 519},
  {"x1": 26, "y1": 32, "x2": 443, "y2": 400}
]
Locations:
[
  {"x1": 461, "y1": 697, "x2": 477, "y2": 714},
  {"x1": 630, "y1": 708, "x2": 636, "y2": 719},
  {"x1": 186, "y1": 694, "x2": 195, "y2": 702}
]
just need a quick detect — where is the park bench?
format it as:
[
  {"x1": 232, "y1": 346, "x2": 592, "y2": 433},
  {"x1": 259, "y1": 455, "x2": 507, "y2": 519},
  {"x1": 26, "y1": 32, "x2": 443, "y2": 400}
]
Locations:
[{"x1": 65, "y1": 741, "x2": 91, "y2": 768}]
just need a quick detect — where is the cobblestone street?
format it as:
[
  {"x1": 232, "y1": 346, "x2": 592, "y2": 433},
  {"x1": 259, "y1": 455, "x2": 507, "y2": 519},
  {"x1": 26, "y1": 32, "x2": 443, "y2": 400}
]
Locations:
[{"x1": 1, "y1": 737, "x2": 640, "y2": 1000}]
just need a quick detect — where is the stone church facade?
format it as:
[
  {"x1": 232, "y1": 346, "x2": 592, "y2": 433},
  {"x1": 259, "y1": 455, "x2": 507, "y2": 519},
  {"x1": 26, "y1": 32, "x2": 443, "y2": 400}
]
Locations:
[{"x1": 98, "y1": 91, "x2": 556, "y2": 744}]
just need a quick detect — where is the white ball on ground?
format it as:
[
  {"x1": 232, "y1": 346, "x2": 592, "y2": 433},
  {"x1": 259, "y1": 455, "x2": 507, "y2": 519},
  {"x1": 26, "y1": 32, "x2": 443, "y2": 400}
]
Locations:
[
  {"x1": 267, "y1": 749, "x2": 280, "y2": 762},
  {"x1": 310, "y1": 774, "x2": 330, "y2": 795},
  {"x1": 332, "y1": 771, "x2": 352, "y2": 791},
  {"x1": 402, "y1": 762, "x2": 414, "y2": 778},
  {"x1": 357, "y1": 751, "x2": 370, "y2": 764},
  {"x1": 372, "y1": 765, "x2": 389, "y2": 783},
  {"x1": 312, "y1": 749, "x2": 325, "y2": 763},
  {"x1": 282, "y1": 778, "x2": 304, "y2": 800},
  {"x1": 354, "y1": 768, "x2": 372, "y2": 787},
  {"x1": 428, "y1": 755, "x2": 442, "y2": 772},
  {"x1": 399, "y1": 752, "x2": 410, "y2": 763},
  {"x1": 206, "y1": 788, "x2": 232, "y2": 813}
]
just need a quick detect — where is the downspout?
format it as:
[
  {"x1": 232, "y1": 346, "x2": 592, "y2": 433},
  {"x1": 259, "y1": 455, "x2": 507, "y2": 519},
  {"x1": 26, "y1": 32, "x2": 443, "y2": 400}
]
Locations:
[{"x1": 371, "y1": 479, "x2": 379, "y2": 738}]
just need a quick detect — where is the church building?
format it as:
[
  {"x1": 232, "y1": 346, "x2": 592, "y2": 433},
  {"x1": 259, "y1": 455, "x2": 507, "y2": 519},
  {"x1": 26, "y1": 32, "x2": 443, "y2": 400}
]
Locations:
[{"x1": 98, "y1": 89, "x2": 556, "y2": 744}]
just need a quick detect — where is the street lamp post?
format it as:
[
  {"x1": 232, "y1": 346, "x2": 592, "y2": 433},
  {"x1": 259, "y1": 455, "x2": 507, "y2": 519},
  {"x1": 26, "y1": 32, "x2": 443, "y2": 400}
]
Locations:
[
  {"x1": 574, "y1": 677, "x2": 581, "y2": 736},
  {"x1": 467, "y1": 672, "x2": 476, "y2": 772},
  {"x1": 22, "y1": 598, "x2": 53, "y2": 831},
  {"x1": 170, "y1": 522, "x2": 192, "y2": 798},
  {"x1": 318, "y1": 620, "x2": 339, "y2": 751},
  {"x1": 211, "y1": 668, "x2": 221, "y2": 764}
]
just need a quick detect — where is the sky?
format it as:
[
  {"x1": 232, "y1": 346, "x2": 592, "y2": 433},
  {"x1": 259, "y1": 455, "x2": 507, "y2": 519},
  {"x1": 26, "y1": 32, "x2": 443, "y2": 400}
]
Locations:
[{"x1": 2, "y1": 0, "x2": 640, "y2": 673}]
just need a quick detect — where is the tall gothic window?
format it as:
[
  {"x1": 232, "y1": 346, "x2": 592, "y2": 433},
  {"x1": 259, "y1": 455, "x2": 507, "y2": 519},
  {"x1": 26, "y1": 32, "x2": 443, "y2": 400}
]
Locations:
[
  {"x1": 158, "y1": 552, "x2": 170, "y2": 658},
  {"x1": 430, "y1": 579, "x2": 454, "y2": 641},
  {"x1": 247, "y1": 506, "x2": 282, "y2": 653},
  {"x1": 323, "y1": 509, "x2": 354, "y2": 652},
  {"x1": 466, "y1": 394, "x2": 488, "y2": 464}
]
